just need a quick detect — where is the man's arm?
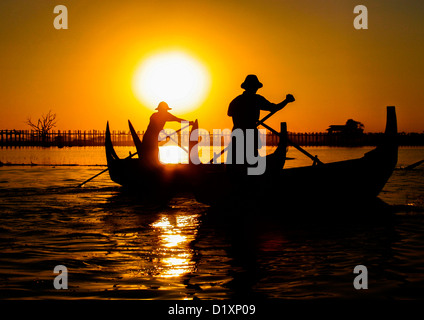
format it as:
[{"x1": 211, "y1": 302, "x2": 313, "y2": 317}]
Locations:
[
  {"x1": 168, "y1": 114, "x2": 185, "y2": 122},
  {"x1": 260, "y1": 94, "x2": 295, "y2": 112},
  {"x1": 167, "y1": 113, "x2": 194, "y2": 125}
]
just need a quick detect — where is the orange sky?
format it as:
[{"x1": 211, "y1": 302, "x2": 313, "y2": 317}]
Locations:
[{"x1": 0, "y1": 0, "x2": 423, "y2": 133}]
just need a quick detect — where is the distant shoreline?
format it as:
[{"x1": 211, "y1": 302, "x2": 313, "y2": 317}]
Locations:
[{"x1": 0, "y1": 162, "x2": 106, "y2": 167}]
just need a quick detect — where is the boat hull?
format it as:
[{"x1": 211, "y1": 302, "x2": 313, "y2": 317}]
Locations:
[
  {"x1": 192, "y1": 146, "x2": 397, "y2": 209},
  {"x1": 193, "y1": 107, "x2": 398, "y2": 208},
  {"x1": 105, "y1": 107, "x2": 398, "y2": 210}
]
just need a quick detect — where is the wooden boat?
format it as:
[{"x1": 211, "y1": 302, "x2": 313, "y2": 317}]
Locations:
[
  {"x1": 105, "y1": 107, "x2": 398, "y2": 209},
  {"x1": 105, "y1": 120, "x2": 200, "y2": 200}
]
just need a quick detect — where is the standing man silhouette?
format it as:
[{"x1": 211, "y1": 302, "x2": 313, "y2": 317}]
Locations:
[
  {"x1": 141, "y1": 101, "x2": 193, "y2": 164},
  {"x1": 227, "y1": 74, "x2": 295, "y2": 165}
]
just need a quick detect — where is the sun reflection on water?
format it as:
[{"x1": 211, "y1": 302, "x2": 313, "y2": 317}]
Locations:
[
  {"x1": 162, "y1": 234, "x2": 186, "y2": 247},
  {"x1": 151, "y1": 214, "x2": 198, "y2": 278}
]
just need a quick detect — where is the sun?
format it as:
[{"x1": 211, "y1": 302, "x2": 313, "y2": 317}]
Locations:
[
  {"x1": 132, "y1": 51, "x2": 211, "y2": 113},
  {"x1": 159, "y1": 145, "x2": 188, "y2": 164}
]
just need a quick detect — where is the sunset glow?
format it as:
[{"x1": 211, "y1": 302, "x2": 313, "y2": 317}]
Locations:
[
  {"x1": 132, "y1": 51, "x2": 211, "y2": 113},
  {"x1": 159, "y1": 145, "x2": 188, "y2": 164},
  {"x1": 1, "y1": 2, "x2": 423, "y2": 133}
]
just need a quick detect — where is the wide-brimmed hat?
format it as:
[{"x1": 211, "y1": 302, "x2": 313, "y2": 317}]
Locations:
[
  {"x1": 241, "y1": 74, "x2": 263, "y2": 89},
  {"x1": 155, "y1": 101, "x2": 172, "y2": 111}
]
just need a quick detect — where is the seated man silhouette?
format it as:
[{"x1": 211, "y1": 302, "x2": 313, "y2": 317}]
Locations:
[
  {"x1": 227, "y1": 74, "x2": 295, "y2": 168},
  {"x1": 140, "y1": 101, "x2": 193, "y2": 164}
]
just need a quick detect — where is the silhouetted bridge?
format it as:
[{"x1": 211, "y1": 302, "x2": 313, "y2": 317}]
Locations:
[{"x1": 1, "y1": 129, "x2": 423, "y2": 147}]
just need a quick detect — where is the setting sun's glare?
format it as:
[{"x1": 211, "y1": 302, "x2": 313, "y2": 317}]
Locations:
[
  {"x1": 159, "y1": 145, "x2": 188, "y2": 164},
  {"x1": 133, "y1": 51, "x2": 211, "y2": 113}
]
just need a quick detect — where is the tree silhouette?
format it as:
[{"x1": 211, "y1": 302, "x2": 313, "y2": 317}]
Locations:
[
  {"x1": 26, "y1": 110, "x2": 57, "y2": 143},
  {"x1": 345, "y1": 119, "x2": 364, "y2": 134}
]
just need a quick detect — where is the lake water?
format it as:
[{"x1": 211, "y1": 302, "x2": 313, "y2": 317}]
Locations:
[{"x1": 0, "y1": 146, "x2": 423, "y2": 301}]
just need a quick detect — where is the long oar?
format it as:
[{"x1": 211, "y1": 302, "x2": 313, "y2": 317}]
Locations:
[
  {"x1": 210, "y1": 109, "x2": 323, "y2": 165},
  {"x1": 404, "y1": 159, "x2": 424, "y2": 170},
  {"x1": 210, "y1": 109, "x2": 281, "y2": 163},
  {"x1": 260, "y1": 122, "x2": 323, "y2": 165},
  {"x1": 77, "y1": 151, "x2": 139, "y2": 187},
  {"x1": 158, "y1": 124, "x2": 190, "y2": 143},
  {"x1": 210, "y1": 106, "x2": 316, "y2": 164},
  {"x1": 78, "y1": 124, "x2": 190, "y2": 187},
  {"x1": 256, "y1": 108, "x2": 280, "y2": 127},
  {"x1": 77, "y1": 167, "x2": 109, "y2": 187},
  {"x1": 161, "y1": 128, "x2": 190, "y2": 154}
]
